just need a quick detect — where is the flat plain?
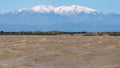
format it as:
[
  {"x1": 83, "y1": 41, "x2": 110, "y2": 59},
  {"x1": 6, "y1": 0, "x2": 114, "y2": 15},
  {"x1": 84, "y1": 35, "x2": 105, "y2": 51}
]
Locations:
[{"x1": 0, "y1": 35, "x2": 120, "y2": 68}]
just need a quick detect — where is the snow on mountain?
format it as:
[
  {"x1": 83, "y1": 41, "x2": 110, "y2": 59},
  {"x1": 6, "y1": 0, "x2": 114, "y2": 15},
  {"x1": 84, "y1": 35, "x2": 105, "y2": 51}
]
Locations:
[{"x1": 18, "y1": 5, "x2": 96, "y2": 14}]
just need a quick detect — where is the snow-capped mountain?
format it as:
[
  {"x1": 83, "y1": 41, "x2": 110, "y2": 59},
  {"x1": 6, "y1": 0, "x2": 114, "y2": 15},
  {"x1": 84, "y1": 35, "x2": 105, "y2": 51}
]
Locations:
[
  {"x1": 0, "y1": 5, "x2": 120, "y2": 32},
  {"x1": 18, "y1": 5, "x2": 96, "y2": 14}
]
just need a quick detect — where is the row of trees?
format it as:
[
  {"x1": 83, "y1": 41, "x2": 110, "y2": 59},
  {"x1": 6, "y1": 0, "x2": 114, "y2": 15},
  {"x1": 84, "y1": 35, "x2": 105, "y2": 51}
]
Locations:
[
  {"x1": 0, "y1": 31, "x2": 61, "y2": 35},
  {"x1": 0, "y1": 31, "x2": 120, "y2": 36}
]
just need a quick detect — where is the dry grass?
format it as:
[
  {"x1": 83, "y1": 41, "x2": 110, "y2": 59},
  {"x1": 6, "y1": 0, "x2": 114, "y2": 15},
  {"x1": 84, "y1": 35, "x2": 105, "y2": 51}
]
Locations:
[{"x1": 0, "y1": 35, "x2": 120, "y2": 68}]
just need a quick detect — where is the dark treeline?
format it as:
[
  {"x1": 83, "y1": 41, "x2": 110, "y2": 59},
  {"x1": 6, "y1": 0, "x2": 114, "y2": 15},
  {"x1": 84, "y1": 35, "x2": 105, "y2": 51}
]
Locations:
[{"x1": 0, "y1": 31, "x2": 120, "y2": 36}]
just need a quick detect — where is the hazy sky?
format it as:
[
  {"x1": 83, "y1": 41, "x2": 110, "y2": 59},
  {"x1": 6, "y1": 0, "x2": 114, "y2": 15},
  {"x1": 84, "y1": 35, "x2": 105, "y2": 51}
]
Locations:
[{"x1": 0, "y1": 0, "x2": 120, "y2": 13}]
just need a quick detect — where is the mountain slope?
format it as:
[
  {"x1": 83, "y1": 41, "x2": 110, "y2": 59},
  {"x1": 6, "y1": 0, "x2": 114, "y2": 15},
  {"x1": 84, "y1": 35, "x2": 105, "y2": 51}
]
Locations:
[{"x1": 0, "y1": 5, "x2": 120, "y2": 32}]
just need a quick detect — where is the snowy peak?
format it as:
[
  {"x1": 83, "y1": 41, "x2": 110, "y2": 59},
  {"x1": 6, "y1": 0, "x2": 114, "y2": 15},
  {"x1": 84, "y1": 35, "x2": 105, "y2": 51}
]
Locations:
[
  {"x1": 31, "y1": 5, "x2": 54, "y2": 13},
  {"x1": 19, "y1": 5, "x2": 96, "y2": 14}
]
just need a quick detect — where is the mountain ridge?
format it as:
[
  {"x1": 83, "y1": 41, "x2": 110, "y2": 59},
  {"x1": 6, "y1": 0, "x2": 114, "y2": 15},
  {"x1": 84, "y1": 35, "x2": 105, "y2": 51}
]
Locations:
[
  {"x1": 0, "y1": 5, "x2": 120, "y2": 32},
  {"x1": 13, "y1": 5, "x2": 96, "y2": 15}
]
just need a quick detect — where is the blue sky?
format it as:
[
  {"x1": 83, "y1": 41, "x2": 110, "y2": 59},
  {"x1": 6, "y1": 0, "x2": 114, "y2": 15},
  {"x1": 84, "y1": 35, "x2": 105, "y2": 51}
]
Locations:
[{"x1": 0, "y1": 0, "x2": 120, "y2": 14}]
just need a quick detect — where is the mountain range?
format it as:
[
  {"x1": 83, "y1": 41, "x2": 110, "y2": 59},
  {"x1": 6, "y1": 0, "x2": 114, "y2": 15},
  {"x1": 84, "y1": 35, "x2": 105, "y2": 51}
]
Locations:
[{"x1": 0, "y1": 5, "x2": 120, "y2": 32}]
